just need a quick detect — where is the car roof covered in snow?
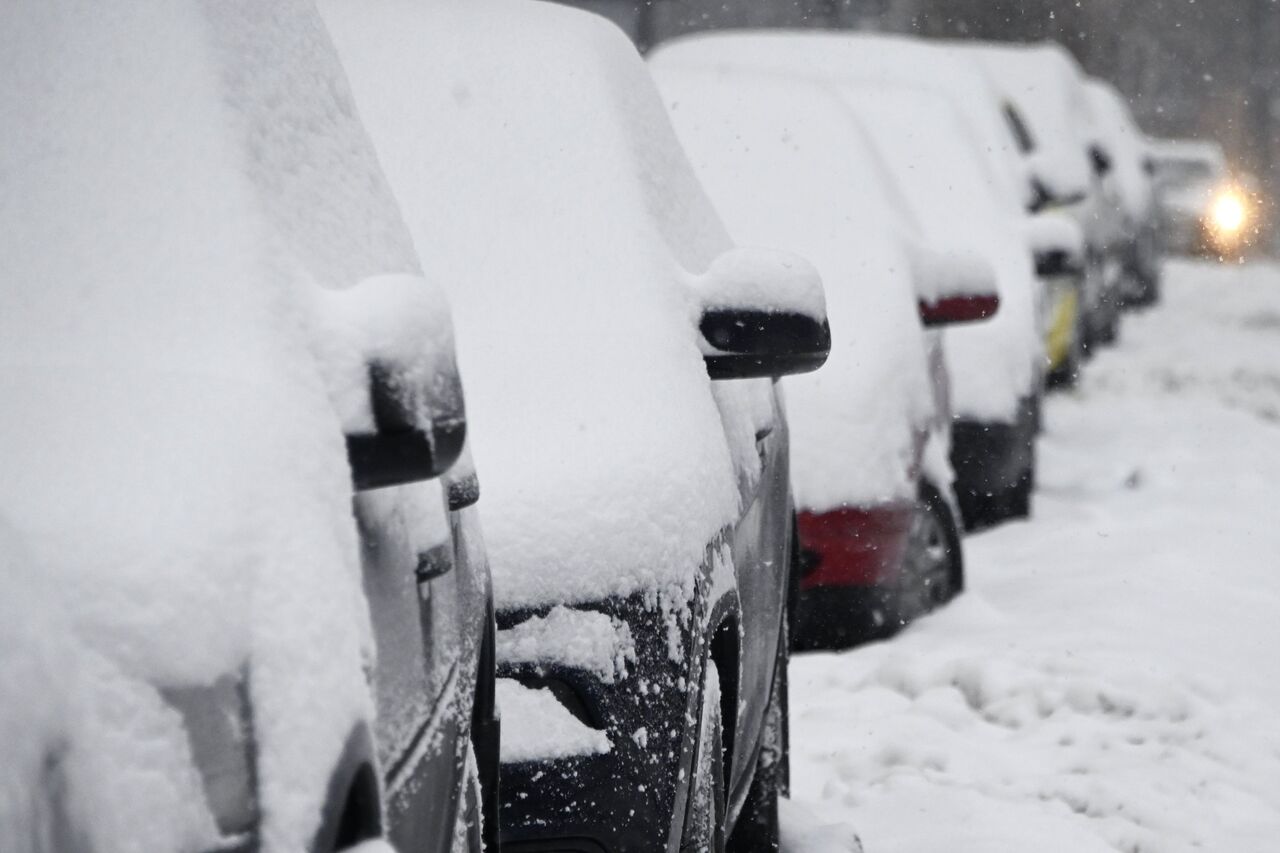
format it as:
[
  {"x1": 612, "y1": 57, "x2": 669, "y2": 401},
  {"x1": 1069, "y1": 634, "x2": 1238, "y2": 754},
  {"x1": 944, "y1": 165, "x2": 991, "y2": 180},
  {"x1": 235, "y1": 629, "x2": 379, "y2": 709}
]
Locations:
[
  {"x1": 653, "y1": 65, "x2": 934, "y2": 511},
  {"x1": 323, "y1": 0, "x2": 774, "y2": 610},
  {"x1": 652, "y1": 30, "x2": 1033, "y2": 214},
  {"x1": 1083, "y1": 78, "x2": 1155, "y2": 220},
  {"x1": 0, "y1": 0, "x2": 439, "y2": 847},
  {"x1": 958, "y1": 41, "x2": 1097, "y2": 201}
]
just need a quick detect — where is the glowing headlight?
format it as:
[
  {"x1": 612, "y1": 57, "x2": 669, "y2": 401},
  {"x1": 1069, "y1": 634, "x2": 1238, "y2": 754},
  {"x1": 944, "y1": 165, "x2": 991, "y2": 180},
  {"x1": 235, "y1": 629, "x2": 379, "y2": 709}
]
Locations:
[{"x1": 1209, "y1": 187, "x2": 1248, "y2": 236}]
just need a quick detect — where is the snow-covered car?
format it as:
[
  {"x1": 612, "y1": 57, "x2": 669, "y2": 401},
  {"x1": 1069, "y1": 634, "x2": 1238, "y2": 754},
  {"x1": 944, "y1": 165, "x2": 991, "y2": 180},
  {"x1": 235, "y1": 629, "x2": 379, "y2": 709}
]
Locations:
[
  {"x1": 654, "y1": 32, "x2": 1047, "y2": 529},
  {"x1": 1083, "y1": 79, "x2": 1163, "y2": 307},
  {"x1": 962, "y1": 42, "x2": 1126, "y2": 350},
  {"x1": 322, "y1": 2, "x2": 830, "y2": 851},
  {"x1": 0, "y1": 2, "x2": 495, "y2": 851},
  {"x1": 652, "y1": 65, "x2": 999, "y2": 648},
  {"x1": 1149, "y1": 138, "x2": 1257, "y2": 258}
]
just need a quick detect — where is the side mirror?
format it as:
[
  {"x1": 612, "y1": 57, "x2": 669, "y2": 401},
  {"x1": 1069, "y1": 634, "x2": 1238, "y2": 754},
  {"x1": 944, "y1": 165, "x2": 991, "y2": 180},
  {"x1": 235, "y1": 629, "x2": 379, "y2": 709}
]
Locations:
[
  {"x1": 692, "y1": 248, "x2": 831, "y2": 381},
  {"x1": 1026, "y1": 154, "x2": 1089, "y2": 212},
  {"x1": 1025, "y1": 211, "x2": 1085, "y2": 278},
  {"x1": 312, "y1": 273, "x2": 468, "y2": 492},
  {"x1": 908, "y1": 244, "x2": 1000, "y2": 327},
  {"x1": 346, "y1": 364, "x2": 466, "y2": 492}
]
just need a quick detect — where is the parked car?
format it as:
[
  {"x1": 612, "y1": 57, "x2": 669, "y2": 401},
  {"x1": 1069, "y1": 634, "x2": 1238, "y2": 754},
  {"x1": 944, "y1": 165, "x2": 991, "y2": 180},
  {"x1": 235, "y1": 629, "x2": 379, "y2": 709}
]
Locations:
[
  {"x1": 323, "y1": 2, "x2": 830, "y2": 851},
  {"x1": 652, "y1": 64, "x2": 998, "y2": 648},
  {"x1": 1083, "y1": 79, "x2": 1163, "y2": 307},
  {"x1": 655, "y1": 32, "x2": 1050, "y2": 529},
  {"x1": 962, "y1": 42, "x2": 1125, "y2": 351},
  {"x1": 0, "y1": 2, "x2": 494, "y2": 851},
  {"x1": 1150, "y1": 138, "x2": 1257, "y2": 258}
]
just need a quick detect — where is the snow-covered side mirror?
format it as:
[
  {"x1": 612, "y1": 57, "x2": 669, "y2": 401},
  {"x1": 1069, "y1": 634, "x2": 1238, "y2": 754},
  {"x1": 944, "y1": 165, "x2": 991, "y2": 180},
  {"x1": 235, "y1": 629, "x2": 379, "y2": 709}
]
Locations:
[
  {"x1": 1027, "y1": 151, "x2": 1090, "y2": 212},
  {"x1": 1025, "y1": 211, "x2": 1086, "y2": 278},
  {"x1": 908, "y1": 244, "x2": 1000, "y2": 328},
  {"x1": 690, "y1": 247, "x2": 831, "y2": 381},
  {"x1": 311, "y1": 274, "x2": 467, "y2": 491}
]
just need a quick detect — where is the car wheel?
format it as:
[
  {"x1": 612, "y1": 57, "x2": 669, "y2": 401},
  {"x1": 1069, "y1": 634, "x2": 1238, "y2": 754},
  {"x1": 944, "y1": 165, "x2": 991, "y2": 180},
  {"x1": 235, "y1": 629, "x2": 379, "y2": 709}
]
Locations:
[
  {"x1": 728, "y1": 614, "x2": 789, "y2": 853},
  {"x1": 898, "y1": 480, "x2": 964, "y2": 623},
  {"x1": 681, "y1": 659, "x2": 726, "y2": 853}
]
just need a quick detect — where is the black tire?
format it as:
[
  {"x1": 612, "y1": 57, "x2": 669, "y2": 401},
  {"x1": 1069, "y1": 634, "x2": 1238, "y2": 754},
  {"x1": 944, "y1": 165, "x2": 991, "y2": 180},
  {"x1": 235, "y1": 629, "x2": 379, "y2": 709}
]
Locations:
[
  {"x1": 681, "y1": 660, "x2": 726, "y2": 853},
  {"x1": 728, "y1": 614, "x2": 790, "y2": 853},
  {"x1": 897, "y1": 481, "x2": 965, "y2": 624}
]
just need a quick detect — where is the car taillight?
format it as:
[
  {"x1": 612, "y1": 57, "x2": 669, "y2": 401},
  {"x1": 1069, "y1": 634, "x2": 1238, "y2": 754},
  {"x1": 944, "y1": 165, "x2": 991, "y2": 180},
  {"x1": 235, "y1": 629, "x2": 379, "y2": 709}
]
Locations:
[{"x1": 163, "y1": 672, "x2": 257, "y2": 845}]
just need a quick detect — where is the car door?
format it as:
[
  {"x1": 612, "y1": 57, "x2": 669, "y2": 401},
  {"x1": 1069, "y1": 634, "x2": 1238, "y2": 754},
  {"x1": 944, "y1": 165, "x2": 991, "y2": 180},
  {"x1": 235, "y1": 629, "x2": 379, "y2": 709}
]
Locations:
[{"x1": 723, "y1": 382, "x2": 792, "y2": 813}]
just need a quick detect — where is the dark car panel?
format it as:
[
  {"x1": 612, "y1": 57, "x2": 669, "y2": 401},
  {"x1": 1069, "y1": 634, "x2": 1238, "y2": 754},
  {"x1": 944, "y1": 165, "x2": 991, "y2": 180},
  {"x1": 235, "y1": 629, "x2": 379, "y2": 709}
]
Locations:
[{"x1": 496, "y1": 383, "x2": 794, "y2": 852}]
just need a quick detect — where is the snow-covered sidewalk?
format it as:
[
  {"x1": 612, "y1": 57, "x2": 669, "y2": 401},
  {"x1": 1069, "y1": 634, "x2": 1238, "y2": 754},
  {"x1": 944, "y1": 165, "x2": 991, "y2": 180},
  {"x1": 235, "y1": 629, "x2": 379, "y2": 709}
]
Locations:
[{"x1": 786, "y1": 259, "x2": 1280, "y2": 852}]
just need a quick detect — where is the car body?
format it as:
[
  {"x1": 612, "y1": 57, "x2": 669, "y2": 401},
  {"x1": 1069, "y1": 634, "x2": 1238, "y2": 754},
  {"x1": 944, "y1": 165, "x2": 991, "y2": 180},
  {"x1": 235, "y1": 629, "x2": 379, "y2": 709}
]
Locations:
[
  {"x1": 1083, "y1": 79, "x2": 1163, "y2": 307},
  {"x1": 962, "y1": 42, "x2": 1125, "y2": 351},
  {"x1": 323, "y1": 2, "x2": 831, "y2": 851},
  {"x1": 652, "y1": 64, "x2": 997, "y2": 647},
  {"x1": 1149, "y1": 138, "x2": 1256, "y2": 258},
  {"x1": 654, "y1": 32, "x2": 1047, "y2": 529},
  {"x1": 0, "y1": 2, "x2": 494, "y2": 850}
]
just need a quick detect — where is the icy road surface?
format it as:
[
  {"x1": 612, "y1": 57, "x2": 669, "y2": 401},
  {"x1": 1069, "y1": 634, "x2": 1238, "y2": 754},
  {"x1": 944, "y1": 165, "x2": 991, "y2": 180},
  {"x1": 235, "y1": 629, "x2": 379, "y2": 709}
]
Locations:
[{"x1": 785, "y1": 260, "x2": 1280, "y2": 853}]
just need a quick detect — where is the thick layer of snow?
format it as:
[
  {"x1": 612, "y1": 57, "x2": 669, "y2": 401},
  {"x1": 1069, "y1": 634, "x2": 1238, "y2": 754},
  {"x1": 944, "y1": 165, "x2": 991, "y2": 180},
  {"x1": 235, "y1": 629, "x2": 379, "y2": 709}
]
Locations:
[
  {"x1": 324, "y1": 0, "x2": 775, "y2": 610},
  {"x1": 496, "y1": 679, "x2": 612, "y2": 763},
  {"x1": 497, "y1": 606, "x2": 636, "y2": 684},
  {"x1": 689, "y1": 247, "x2": 826, "y2": 319},
  {"x1": 0, "y1": 1, "x2": 431, "y2": 848},
  {"x1": 786, "y1": 261, "x2": 1280, "y2": 851},
  {"x1": 655, "y1": 66, "x2": 933, "y2": 510}
]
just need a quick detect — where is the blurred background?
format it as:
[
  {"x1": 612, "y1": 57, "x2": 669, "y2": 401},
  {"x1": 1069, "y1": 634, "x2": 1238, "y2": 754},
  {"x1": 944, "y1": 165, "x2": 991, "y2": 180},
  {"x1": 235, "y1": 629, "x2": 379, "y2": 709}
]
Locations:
[{"x1": 559, "y1": 0, "x2": 1280, "y2": 251}]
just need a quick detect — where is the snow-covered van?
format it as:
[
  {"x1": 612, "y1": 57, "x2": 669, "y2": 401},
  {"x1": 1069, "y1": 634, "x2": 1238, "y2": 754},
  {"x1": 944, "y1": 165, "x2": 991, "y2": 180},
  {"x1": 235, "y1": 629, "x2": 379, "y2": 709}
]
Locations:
[
  {"x1": 652, "y1": 64, "x2": 998, "y2": 645},
  {"x1": 322, "y1": 2, "x2": 830, "y2": 851},
  {"x1": 0, "y1": 2, "x2": 494, "y2": 851}
]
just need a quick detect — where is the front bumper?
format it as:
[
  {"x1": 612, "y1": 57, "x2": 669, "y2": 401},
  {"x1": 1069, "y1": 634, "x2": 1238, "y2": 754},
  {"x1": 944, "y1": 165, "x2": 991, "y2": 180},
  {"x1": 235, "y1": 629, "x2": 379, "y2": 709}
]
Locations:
[
  {"x1": 950, "y1": 396, "x2": 1037, "y2": 500},
  {"x1": 496, "y1": 591, "x2": 701, "y2": 853}
]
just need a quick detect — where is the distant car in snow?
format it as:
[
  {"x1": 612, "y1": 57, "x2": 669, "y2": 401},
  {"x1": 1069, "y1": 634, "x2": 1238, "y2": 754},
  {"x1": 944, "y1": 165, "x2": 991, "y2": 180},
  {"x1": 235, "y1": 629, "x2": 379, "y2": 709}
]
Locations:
[
  {"x1": 653, "y1": 32, "x2": 1049, "y2": 530},
  {"x1": 323, "y1": 2, "x2": 831, "y2": 851},
  {"x1": 651, "y1": 64, "x2": 999, "y2": 647},
  {"x1": 1149, "y1": 138, "x2": 1259, "y2": 259},
  {"x1": 1083, "y1": 79, "x2": 1163, "y2": 307},
  {"x1": 962, "y1": 42, "x2": 1126, "y2": 351},
  {"x1": 0, "y1": 3, "x2": 495, "y2": 852}
]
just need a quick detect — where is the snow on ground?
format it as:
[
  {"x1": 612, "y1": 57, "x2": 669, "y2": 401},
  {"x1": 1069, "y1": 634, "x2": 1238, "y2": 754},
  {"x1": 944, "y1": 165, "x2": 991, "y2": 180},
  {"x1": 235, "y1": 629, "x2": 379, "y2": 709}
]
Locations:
[{"x1": 784, "y1": 259, "x2": 1280, "y2": 852}]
